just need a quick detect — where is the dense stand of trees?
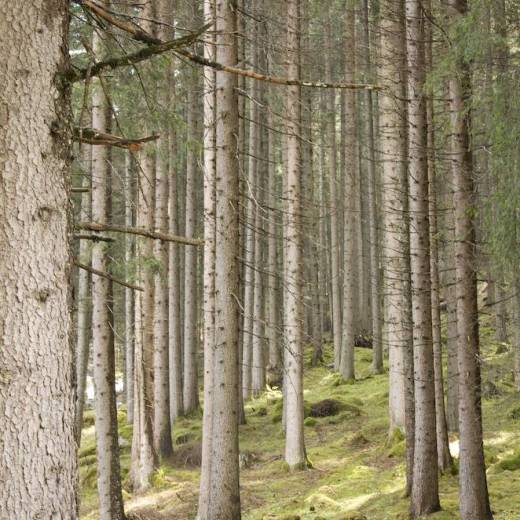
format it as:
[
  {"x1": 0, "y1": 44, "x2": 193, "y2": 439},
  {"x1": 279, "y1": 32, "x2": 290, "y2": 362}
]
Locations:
[{"x1": 1, "y1": 1, "x2": 519, "y2": 519}]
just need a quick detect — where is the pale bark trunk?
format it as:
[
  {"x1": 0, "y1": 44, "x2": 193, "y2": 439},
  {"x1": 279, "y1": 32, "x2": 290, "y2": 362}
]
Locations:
[
  {"x1": 183, "y1": 68, "x2": 200, "y2": 414},
  {"x1": 203, "y1": 1, "x2": 241, "y2": 515},
  {"x1": 379, "y1": 0, "x2": 407, "y2": 433},
  {"x1": 76, "y1": 141, "x2": 92, "y2": 440},
  {"x1": 0, "y1": 3, "x2": 77, "y2": 516},
  {"x1": 198, "y1": 0, "x2": 217, "y2": 513},
  {"x1": 125, "y1": 153, "x2": 135, "y2": 425},
  {"x1": 284, "y1": 0, "x2": 307, "y2": 472},
  {"x1": 448, "y1": 2, "x2": 492, "y2": 518},
  {"x1": 406, "y1": 1, "x2": 440, "y2": 515},
  {"x1": 425, "y1": 0, "x2": 452, "y2": 472},
  {"x1": 153, "y1": 0, "x2": 173, "y2": 458},
  {"x1": 325, "y1": 29, "x2": 342, "y2": 371},
  {"x1": 340, "y1": 1, "x2": 357, "y2": 381},
  {"x1": 362, "y1": 0, "x2": 383, "y2": 374}
]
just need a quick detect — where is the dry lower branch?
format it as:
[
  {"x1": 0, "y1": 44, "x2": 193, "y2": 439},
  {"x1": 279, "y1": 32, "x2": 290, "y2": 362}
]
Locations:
[
  {"x1": 67, "y1": 27, "x2": 210, "y2": 83},
  {"x1": 74, "y1": 233, "x2": 115, "y2": 243},
  {"x1": 74, "y1": 260, "x2": 143, "y2": 291},
  {"x1": 69, "y1": 1, "x2": 381, "y2": 90},
  {"x1": 175, "y1": 48, "x2": 383, "y2": 90},
  {"x1": 74, "y1": 127, "x2": 159, "y2": 150},
  {"x1": 71, "y1": 187, "x2": 90, "y2": 193},
  {"x1": 78, "y1": 222, "x2": 204, "y2": 246}
]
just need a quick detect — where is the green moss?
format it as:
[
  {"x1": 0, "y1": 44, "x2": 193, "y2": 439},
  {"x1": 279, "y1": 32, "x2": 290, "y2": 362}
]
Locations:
[
  {"x1": 497, "y1": 451, "x2": 520, "y2": 471},
  {"x1": 304, "y1": 417, "x2": 317, "y2": 427}
]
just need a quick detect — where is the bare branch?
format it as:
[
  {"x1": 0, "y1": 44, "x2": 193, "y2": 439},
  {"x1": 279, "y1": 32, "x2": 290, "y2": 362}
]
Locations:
[
  {"x1": 74, "y1": 127, "x2": 159, "y2": 150},
  {"x1": 74, "y1": 259, "x2": 143, "y2": 291},
  {"x1": 74, "y1": 233, "x2": 115, "y2": 243},
  {"x1": 77, "y1": 222, "x2": 204, "y2": 246}
]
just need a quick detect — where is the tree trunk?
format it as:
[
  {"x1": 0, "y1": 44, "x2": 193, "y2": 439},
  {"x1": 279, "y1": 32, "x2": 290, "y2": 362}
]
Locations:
[
  {"x1": 90, "y1": 15, "x2": 126, "y2": 518},
  {"x1": 76, "y1": 139, "x2": 92, "y2": 441},
  {"x1": 0, "y1": 2, "x2": 77, "y2": 516},
  {"x1": 379, "y1": 0, "x2": 407, "y2": 434},
  {"x1": 340, "y1": 0, "x2": 357, "y2": 381},
  {"x1": 203, "y1": 0, "x2": 242, "y2": 514},
  {"x1": 198, "y1": 0, "x2": 217, "y2": 513},
  {"x1": 284, "y1": 0, "x2": 307, "y2": 472},
  {"x1": 153, "y1": 0, "x2": 173, "y2": 459},
  {"x1": 405, "y1": 1, "x2": 440, "y2": 515},
  {"x1": 448, "y1": 2, "x2": 493, "y2": 518},
  {"x1": 183, "y1": 67, "x2": 200, "y2": 414}
]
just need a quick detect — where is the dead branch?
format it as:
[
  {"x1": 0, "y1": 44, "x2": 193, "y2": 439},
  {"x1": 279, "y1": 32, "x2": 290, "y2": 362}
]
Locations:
[
  {"x1": 74, "y1": 127, "x2": 159, "y2": 150},
  {"x1": 77, "y1": 222, "x2": 204, "y2": 246},
  {"x1": 74, "y1": 233, "x2": 115, "y2": 243},
  {"x1": 74, "y1": 259, "x2": 143, "y2": 291},
  {"x1": 71, "y1": 187, "x2": 90, "y2": 193}
]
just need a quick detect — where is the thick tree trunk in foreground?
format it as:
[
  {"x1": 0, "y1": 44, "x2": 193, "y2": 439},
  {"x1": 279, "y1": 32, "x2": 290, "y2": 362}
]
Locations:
[
  {"x1": 405, "y1": 1, "x2": 440, "y2": 516},
  {"x1": 284, "y1": 0, "x2": 307, "y2": 472},
  {"x1": 0, "y1": 2, "x2": 77, "y2": 517},
  {"x1": 200, "y1": 0, "x2": 242, "y2": 515},
  {"x1": 448, "y1": 2, "x2": 493, "y2": 518}
]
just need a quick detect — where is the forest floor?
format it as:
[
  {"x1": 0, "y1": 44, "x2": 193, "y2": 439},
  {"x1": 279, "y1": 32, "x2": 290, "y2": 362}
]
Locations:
[{"x1": 79, "y1": 318, "x2": 520, "y2": 520}]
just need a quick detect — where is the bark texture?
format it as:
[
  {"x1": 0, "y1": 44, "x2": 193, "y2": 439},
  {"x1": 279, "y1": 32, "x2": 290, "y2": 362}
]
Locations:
[{"x1": 0, "y1": 2, "x2": 78, "y2": 517}]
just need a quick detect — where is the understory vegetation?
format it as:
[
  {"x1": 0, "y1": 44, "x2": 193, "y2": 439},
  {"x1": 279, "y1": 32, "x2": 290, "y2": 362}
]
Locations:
[{"x1": 79, "y1": 316, "x2": 520, "y2": 520}]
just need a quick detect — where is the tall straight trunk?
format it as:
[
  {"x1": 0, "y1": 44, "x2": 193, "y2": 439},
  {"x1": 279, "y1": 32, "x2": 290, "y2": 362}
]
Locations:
[
  {"x1": 198, "y1": 0, "x2": 217, "y2": 514},
  {"x1": 152, "y1": 0, "x2": 173, "y2": 459},
  {"x1": 242, "y1": 38, "x2": 260, "y2": 400},
  {"x1": 405, "y1": 1, "x2": 440, "y2": 516},
  {"x1": 76, "y1": 141, "x2": 92, "y2": 440},
  {"x1": 340, "y1": 0, "x2": 357, "y2": 381},
  {"x1": 284, "y1": 0, "x2": 307, "y2": 472},
  {"x1": 183, "y1": 67, "x2": 200, "y2": 414},
  {"x1": 379, "y1": 0, "x2": 407, "y2": 433},
  {"x1": 203, "y1": 1, "x2": 242, "y2": 514},
  {"x1": 448, "y1": 2, "x2": 492, "y2": 518},
  {"x1": 425, "y1": 0, "x2": 452, "y2": 472},
  {"x1": 130, "y1": 147, "x2": 158, "y2": 490},
  {"x1": 125, "y1": 153, "x2": 135, "y2": 425},
  {"x1": 90, "y1": 15, "x2": 125, "y2": 518},
  {"x1": 325, "y1": 28, "x2": 342, "y2": 370},
  {"x1": 513, "y1": 278, "x2": 520, "y2": 391},
  {"x1": 168, "y1": 64, "x2": 184, "y2": 421},
  {"x1": 0, "y1": 3, "x2": 77, "y2": 516},
  {"x1": 362, "y1": 0, "x2": 383, "y2": 374},
  {"x1": 267, "y1": 105, "x2": 281, "y2": 372}
]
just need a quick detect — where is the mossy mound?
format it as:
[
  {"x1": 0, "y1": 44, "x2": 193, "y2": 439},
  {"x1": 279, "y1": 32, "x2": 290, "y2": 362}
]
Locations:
[{"x1": 497, "y1": 451, "x2": 520, "y2": 471}]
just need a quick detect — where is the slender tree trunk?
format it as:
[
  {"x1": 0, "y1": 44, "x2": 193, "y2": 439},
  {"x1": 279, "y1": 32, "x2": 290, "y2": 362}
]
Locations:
[
  {"x1": 405, "y1": 1, "x2": 440, "y2": 515},
  {"x1": 125, "y1": 153, "x2": 135, "y2": 425},
  {"x1": 198, "y1": 0, "x2": 217, "y2": 513},
  {"x1": 340, "y1": 0, "x2": 357, "y2": 381},
  {"x1": 448, "y1": 2, "x2": 493, "y2": 518},
  {"x1": 379, "y1": 0, "x2": 407, "y2": 433},
  {"x1": 0, "y1": 3, "x2": 77, "y2": 516},
  {"x1": 183, "y1": 67, "x2": 200, "y2": 414},
  {"x1": 90, "y1": 13, "x2": 126, "y2": 517},
  {"x1": 425, "y1": 0, "x2": 452, "y2": 472},
  {"x1": 76, "y1": 141, "x2": 92, "y2": 440},
  {"x1": 203, "y1": 1, "x2": 242, "y2": 514},
  {"x1": 284, "y1": 0, "x2": 307, "y2": 472}
]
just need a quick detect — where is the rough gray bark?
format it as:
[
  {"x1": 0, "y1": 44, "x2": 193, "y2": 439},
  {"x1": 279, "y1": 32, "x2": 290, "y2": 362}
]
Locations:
[
  {"x1": 0, "y1": 2, "x2": 78, "y2": 517},
  {"x1": 284, "y1": 0, "x2": 307, "y2": 472},
  {"x1": 183, "y1": 67, "x2": 200, "y2": 414},
  {"x1": 448, "y1": 2, "x2": 493, "y2": 518},
  {"x1": 405, "y1": 1, "x2": 440, "y2": 515},
  {"x1": 202, "y1": 0, "x2": 242, "y2": 515}
]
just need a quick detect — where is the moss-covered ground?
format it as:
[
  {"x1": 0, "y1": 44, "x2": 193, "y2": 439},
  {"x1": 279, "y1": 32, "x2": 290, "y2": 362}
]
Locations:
[{"x1": 79, "y1": 317, "x2": 520, "y2": 519}]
